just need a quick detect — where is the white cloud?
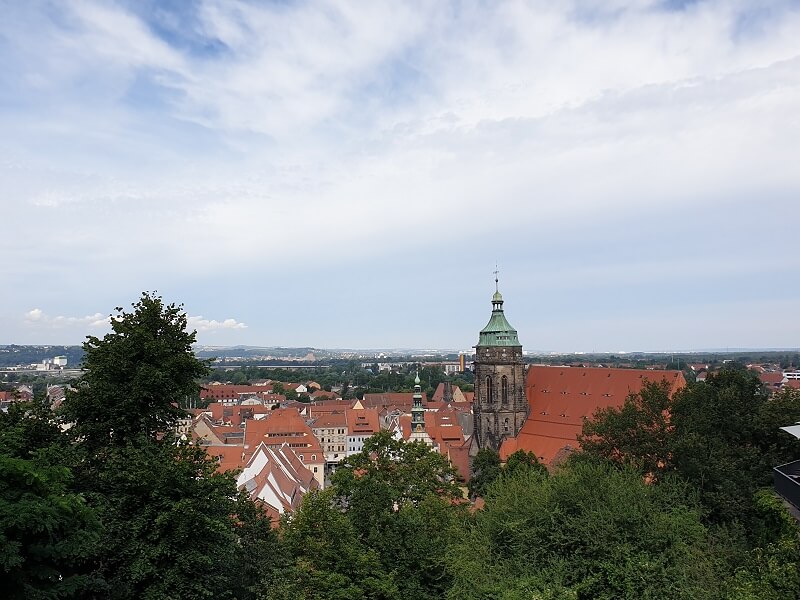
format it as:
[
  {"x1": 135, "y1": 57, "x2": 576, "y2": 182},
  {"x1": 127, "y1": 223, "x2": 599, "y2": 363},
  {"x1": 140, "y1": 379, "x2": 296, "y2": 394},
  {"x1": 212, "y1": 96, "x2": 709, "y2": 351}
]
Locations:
[
  {"x1": 22, "y1": 309, "x2": 246, "y2": 335},
  {"x1": 24, "y1": 309, "x2": 109, "y2": 329},
  {"x1": 187, "y1": 316, "x2": 248, "y2": 332},
  {"x1": 3, "y1": 1, "x2": 800, "y2": 347}
]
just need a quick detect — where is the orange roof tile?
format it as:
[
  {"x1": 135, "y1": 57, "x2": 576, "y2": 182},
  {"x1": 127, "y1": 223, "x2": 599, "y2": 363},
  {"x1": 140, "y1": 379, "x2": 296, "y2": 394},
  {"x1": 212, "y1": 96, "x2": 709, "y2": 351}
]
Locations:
[
  {"x1": 346, "y1": 408, "x2": 380, "y2": 434},
  {"x1": 760, "y1": 372, "x2": 785, "y2": 385},
  {"x1": 243, "y1": 408, "x2": 323, "y2": 463},
  {"x1": 206, "y1": 445, "x2": 246, "y2": 473},
  {"x1": 310, "y1": 411, "x2": 347, "y2": 428},
  {"x1": 501, "y1": 366, "x2": 685, "y2": 465},
  {"x1": 361, "y1": 392, "x2": 428, "y2": 410}
]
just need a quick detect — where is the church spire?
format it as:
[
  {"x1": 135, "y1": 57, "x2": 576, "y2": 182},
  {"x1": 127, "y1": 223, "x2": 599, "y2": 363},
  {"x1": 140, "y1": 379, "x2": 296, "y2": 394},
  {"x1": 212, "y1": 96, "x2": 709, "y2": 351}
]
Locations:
[
  {"x1": 479, "y1": 276, "x2": 520, "y2": 347},
  {"x1": 470, "y1": 275, "x2": 529, "y2": 454},
  {"x1": 411, "y1": 371, "x2": 425, "y2": 434}
]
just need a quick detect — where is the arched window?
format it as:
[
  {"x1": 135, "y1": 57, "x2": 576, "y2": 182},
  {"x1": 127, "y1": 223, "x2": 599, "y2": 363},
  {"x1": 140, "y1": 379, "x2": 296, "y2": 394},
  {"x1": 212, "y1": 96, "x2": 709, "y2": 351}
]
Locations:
[
  {"x1": 504, "y1": 418, "x2": 509, "y2": 433},
  {"x1": 486, "y1": 376, "x2": 494, "y2": 403},
  {"x1": 501, "y1": 375, "x2": 508, "y2": 404}
]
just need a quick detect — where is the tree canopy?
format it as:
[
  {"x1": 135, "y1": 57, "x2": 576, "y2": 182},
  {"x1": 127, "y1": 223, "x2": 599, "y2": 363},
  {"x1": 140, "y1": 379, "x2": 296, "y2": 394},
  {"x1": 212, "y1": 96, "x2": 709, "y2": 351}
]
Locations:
[{"x1": 61, "y1": 292, "x2": 209, "y2": 450}]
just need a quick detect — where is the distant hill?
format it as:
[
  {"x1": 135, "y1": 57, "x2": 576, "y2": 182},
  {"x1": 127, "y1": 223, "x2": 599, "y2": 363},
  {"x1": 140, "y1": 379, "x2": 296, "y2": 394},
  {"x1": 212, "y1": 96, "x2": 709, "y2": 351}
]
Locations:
[{"x1": 0, "y1": 345, "x2": 84, "y2": 368}]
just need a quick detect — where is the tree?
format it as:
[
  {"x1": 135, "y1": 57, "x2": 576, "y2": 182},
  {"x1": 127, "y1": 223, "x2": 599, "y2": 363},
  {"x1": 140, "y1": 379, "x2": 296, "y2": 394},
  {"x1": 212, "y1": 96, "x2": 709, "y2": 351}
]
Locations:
[
  {"x1": 579, "y1": 366, "x2": 800, "y2": 529},
  {"x1": 578, "y1": 380, "x2": 673, "y2": 480},
  {"x1": 0, "y1": 455, "x2": 101, "y2": 599},
  {"x1": 90, "y1": 441, "x2": 254, "y2": 600},
  {"x1": 330, "y1": 431, "x2": 464, "y2": 599},
  {"x1": 61, "y1": 292, "x2": 209, "y2": 451},
  {"x1": 725, "y1": 490, "x2": 800, "y2": 599},
  {"x1": 447, "y1": 462, "x2": 717, "y2": 600},
  {"x1": 262, "y1": 489, "x2": 397, "y2": 600},
  {"x1": 467, "y1": 448, "x2": 501, "y2": 498},
  {"x1": 333, "y1": 431, "x2": 461, "y2": 512},
  {"x1": 669, "y1": 369, "x2": 800, "y2": 526},
  {"x1": 504, "y1": 449, "x2": 548, "y2": 479},
  {"x1": 55, "y1": 293, "x2": 273, "y2": 599},
  {"x1": 0, "y1": 400, "x2": 100, "y2": 599}
]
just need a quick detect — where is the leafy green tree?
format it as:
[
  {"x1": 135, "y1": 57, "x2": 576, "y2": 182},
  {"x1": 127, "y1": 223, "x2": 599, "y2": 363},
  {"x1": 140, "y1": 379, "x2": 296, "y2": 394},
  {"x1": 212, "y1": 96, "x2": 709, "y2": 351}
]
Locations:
[
  {"x1": 56, "y1": 293, "x2": 274, "y2": 599},
  {"x1": 580, "y1": 369, "x2": 800, "y2": 526},
  {"x1": 87, "y1": 442, "x2": 245, "y2": 599},
  {"x1": 263, "y1": 489, "x2": 397, "y2": 600},
  {"x1": 725, "y1": 490, "x2": 800, "y2": 599},
  {"x1": 448, "y1": 462, "x2": 717, "y2": 600},
  {"x1": 231, "y1": 371, "x2": 249, "y2": 385},
  {"x1": 578, "y1": 379, "x2": 673, "y2": 480},
  {"x1": 669, "y1": 369, "x2": 800, "y2": 526},
  {"x1": 0, "y1": 400, "x2": 101, "y2": 599},
  {"x1": 330, "y1": 431, "x2": 464, "y2": 599},
  {"x1": 468, "y1": 448, "x2": 501, "y2": 498},
  {"x1": 504, "y1": 449, "x2": 548, "y2": 479},
  {"x1": 333, "y1": 431, "x2": 461, "y2": 514},
  {"x1": 61, "y1": 292, "x2": 209, "y2": 451}
]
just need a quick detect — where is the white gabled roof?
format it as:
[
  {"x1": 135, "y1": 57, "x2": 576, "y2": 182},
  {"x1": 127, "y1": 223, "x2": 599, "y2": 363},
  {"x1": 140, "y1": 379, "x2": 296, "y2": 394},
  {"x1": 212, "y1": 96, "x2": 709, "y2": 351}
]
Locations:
[{"x1": 779, "y1": 423, "x2": 800, "y2": 440}]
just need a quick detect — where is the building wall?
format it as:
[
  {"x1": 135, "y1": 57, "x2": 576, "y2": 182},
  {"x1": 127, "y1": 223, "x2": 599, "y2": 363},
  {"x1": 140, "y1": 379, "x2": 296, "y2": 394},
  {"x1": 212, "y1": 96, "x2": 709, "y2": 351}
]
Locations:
[{"x1": 473, "y1": 344, "x2": 528, "y2": 452}]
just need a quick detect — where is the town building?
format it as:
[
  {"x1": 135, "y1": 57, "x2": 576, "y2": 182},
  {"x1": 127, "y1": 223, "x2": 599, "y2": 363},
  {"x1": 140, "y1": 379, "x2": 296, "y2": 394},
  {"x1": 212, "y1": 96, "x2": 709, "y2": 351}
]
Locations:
[
  {"x1": 469, "y1": 282, "x2": 686, "y2": 467},
  {"x1": 409, "y1": 373, "x2": 433, "y2": 446},
  {"x1": 471, "y1": 281, "x2": 529, "y2": 454}
]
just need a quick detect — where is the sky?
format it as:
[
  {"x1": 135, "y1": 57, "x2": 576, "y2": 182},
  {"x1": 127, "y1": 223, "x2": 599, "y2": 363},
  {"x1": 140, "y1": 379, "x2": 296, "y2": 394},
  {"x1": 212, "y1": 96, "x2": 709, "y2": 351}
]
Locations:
[{"x1": 2, "y1": 0, "x2": 800, "y2": 353}]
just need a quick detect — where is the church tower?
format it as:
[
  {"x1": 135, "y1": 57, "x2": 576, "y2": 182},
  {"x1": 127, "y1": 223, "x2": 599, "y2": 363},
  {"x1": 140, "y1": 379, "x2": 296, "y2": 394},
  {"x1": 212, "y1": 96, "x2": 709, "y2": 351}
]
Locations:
[
  {"x1": 471, "y1": 277, "x2": 528, "y2": 453},
  {"x1": 409, "y1": 372, "x2": 432, "y2": 446}
]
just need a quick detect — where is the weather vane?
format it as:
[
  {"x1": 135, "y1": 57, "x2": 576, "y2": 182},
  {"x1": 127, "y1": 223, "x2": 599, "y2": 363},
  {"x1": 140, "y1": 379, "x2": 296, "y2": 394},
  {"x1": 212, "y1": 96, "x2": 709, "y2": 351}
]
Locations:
[{"x1": 494, "y1": 264, "x2": 499, "y2": 292}]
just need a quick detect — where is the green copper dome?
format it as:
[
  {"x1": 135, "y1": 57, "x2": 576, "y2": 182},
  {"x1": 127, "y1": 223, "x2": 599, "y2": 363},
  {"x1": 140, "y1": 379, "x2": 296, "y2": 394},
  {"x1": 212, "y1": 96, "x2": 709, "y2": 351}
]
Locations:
[{"x1": 478, "y1": 289, "x2": 520, "y2": 347}]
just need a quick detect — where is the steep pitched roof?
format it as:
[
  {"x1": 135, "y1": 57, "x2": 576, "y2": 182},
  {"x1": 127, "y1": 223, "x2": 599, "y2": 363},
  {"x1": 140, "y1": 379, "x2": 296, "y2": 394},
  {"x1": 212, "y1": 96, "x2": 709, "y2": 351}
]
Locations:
[
  {"x1": 346, "y1": 408, "x2": 380, "y2": 435},
  {"x1": 243, "y1": 408, "x2": 323, "y2": 464},
  {"x1": 236, "y1": 442, "x2": 319, "y2": 522},
  {"x1": 501, "y1": 366, "x2": 686, "y2": 465}
]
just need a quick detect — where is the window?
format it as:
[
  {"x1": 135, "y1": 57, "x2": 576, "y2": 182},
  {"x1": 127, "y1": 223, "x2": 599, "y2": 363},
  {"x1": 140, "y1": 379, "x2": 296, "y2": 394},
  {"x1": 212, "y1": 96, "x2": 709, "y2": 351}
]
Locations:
[
  {"x1": 486, "y1": 376, "x2": 494, "y2": 403},
  {"x1": 313, "y1": 467, "x2": 318, "y2": 473},
  {"x1": 504, "y1": 418, "x2": 509, "y2": 433},
  {"x1": 501, "y1": 375, "x2": 508, "y2": 404}
]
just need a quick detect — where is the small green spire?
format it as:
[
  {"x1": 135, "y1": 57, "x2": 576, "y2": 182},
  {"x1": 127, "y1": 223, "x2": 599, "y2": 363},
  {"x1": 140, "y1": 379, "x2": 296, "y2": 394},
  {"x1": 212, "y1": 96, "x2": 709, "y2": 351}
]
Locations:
[{"x1": 478, "y1": 282, "x2": 520, "y2": 347}]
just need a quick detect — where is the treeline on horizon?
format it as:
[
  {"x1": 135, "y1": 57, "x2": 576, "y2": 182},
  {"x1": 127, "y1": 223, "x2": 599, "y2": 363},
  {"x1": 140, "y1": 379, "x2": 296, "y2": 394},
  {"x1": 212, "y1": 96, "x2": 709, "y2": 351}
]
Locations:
[
  {"x1": 4, "y1": 341, "x2": 800, "y2": 371},
  {"x1": 7, "y1": 343, "x2": 800, "y2": 405},
  {"x1": 2, "y1": 294, "x2": 800, "y2": 599}
]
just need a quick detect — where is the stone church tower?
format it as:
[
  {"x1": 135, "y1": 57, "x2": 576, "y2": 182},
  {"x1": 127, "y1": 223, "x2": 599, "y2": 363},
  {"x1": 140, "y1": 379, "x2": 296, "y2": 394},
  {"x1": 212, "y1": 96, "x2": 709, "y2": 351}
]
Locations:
[{"x1": 471, "y1": 281, "x2": 529, "y2": 454}]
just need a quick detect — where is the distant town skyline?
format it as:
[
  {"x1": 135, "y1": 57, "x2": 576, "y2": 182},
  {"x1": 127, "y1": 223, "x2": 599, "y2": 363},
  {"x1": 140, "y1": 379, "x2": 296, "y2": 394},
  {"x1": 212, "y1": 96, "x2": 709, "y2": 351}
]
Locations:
[{"x1": 3, "y1": 1, "x2": 800, "y2": 352}]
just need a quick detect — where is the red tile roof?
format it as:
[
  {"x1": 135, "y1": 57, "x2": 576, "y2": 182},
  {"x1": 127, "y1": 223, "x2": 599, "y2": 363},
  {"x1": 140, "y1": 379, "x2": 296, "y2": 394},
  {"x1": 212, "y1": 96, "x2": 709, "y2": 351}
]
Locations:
[
  {"x1": 236, "y1": 442, "x2": 320, "y2": 525},
  {"x1": 346, "y1": 408, "x2": 380, "y2": 434},
  {"x1": 760, "y1": 372, "x2": 786, "y2": 386},
  {"x1": 206, "y1": 445, "x2": 246, "y2": 473},
  {"x1": 243, "y1": 408, "x2": 323, "y2": 464},
  {"x1": 310, "y1": 411, "x2": 347, "y2": 429},
  {"x1": 500, "y1": 366, "x2": 686, "y2": 465},
  {"x1": 200, "y1": 384, "x2": 277, "y2": 400},
  {"x1": 361, "y1": 392, "x2": 428, "y2": 410}
]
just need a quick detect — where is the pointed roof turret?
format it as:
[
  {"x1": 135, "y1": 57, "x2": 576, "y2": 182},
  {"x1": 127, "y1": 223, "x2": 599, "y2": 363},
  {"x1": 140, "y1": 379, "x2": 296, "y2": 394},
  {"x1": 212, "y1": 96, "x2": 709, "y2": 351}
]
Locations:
[
  {"x1": 411, "y1": 370, "x2": 425, "y2": 433},
  {"x1": 477, "y1": 275, "x2": 520, "y2": 347}
]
